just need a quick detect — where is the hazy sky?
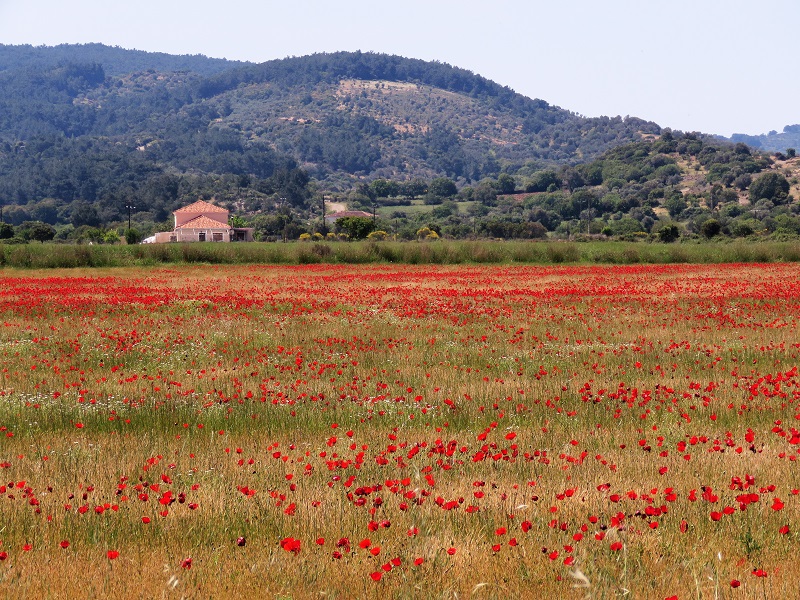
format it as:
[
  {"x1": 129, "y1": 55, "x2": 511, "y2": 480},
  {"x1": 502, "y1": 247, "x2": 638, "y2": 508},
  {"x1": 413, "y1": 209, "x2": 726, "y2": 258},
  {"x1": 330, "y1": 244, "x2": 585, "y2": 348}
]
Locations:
[{"x1": 1, "y1": 0, "x2": 797, "y2": 137}]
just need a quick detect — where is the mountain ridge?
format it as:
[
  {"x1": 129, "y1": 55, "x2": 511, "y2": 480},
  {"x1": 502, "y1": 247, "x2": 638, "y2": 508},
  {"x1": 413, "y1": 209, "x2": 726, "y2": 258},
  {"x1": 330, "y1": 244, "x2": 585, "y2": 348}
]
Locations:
[{"x1": 3, "y1": 44, "x2": 799, "y2": 245}]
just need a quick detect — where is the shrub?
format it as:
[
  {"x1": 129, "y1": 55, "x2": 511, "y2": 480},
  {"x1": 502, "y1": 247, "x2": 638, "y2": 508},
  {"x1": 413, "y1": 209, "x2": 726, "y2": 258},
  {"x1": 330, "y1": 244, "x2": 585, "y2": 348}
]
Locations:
[{"x1": 366, "y1": 230, "x2": 389, "y2": 241}]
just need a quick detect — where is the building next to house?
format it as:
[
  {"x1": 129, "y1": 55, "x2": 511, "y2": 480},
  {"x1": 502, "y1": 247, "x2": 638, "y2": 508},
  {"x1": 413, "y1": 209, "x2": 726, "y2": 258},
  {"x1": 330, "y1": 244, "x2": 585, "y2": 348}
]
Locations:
[{"x1": 152, "y1": 200, "x2": 253, "y2": 243}]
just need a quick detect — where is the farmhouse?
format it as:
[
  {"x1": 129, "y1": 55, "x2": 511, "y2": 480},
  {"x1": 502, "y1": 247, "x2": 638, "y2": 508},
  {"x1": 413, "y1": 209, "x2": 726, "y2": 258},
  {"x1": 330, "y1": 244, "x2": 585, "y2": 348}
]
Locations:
[
  {"x1": 324, "y1": 210, "x2": 374, "y2": 225},
  {"x1": 152, "y1": 200, "x2": 253, "y2": 243}
]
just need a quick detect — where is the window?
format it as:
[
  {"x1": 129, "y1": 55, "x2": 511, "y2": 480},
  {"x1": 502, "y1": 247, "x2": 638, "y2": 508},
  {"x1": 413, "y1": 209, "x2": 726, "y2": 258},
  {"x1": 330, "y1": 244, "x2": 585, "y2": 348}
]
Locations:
[
  {"x1": 212, "y1": 232, "x2": 223, "y2": 242},
  {"x1": 169, "y1": 235, "x2": 177, "y2": 242},
  {"x1": 198, "y1": 232, "x2": 206, "y2": 242}
]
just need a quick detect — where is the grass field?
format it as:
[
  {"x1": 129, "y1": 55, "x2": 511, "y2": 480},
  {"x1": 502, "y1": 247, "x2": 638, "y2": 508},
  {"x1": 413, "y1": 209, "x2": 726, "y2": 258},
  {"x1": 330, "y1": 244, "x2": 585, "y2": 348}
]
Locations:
[
  {"x1": 3, "y1": 239, "x2": 800, "y2": 269},
  {"x1": 1, "y1": 263, "x2": 800, "y2": 598}
]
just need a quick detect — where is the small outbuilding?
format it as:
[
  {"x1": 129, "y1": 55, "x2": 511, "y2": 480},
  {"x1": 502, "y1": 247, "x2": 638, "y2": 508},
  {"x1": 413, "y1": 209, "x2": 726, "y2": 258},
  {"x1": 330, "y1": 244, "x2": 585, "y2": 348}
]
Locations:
[{"x1": 324, "y1": 210, "x2": 374, "y2": 225}]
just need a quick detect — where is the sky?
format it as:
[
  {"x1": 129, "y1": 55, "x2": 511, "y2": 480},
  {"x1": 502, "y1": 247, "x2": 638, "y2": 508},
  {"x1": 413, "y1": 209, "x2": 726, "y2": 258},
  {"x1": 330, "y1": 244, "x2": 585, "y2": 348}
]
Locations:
[{"x1": 0, "y1": 0, "x2": 797, "y2": 137}]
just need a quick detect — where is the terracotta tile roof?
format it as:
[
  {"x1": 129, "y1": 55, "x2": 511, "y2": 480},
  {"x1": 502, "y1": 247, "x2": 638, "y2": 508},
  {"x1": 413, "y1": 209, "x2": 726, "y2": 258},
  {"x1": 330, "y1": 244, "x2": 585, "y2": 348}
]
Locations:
[
  {"x1": 175, "y1": 215, "x2": 230, "y2": 229},
  {"x1": 174, "y1": 200, "x2": 228, "y2": 214},
  {"x1": 326, "y1": 210, "x2": 374, "y2": 219}
]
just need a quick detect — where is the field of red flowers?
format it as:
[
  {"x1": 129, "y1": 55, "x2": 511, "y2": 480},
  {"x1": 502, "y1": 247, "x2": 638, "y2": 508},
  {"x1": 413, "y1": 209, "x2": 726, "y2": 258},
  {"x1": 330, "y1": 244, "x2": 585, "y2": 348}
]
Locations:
[{"x1": 1, "y1": 263, "x2": 800, "y2": 598}]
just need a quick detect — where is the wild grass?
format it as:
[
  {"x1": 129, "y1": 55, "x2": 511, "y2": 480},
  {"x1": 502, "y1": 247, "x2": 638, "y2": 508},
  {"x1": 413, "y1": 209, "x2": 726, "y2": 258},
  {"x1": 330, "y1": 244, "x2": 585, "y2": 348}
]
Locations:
[
  {"x1": 4, "y1": 239, "x2": 800, "y2": 269},
  {"x1": 0, "y1": 264, "x2": 799, "y2": 598}
]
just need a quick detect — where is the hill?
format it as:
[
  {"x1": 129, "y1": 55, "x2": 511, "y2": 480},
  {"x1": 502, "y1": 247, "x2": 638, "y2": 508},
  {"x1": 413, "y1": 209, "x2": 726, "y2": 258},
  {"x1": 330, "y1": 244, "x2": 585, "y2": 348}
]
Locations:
[
  {"x1": 190, "y1": 51, "x2": 660, "y2": 183},
  {"x1": 3, "y1": 44, "x2": 799, "y2": 245},
  {"x1": 343, "y1": 131, "x2": 799, "y2": 244},
  {"x1": 0, "y1": 46, "x2": 660, "y2": 195},
  {"x1": 0, "y1": 43, "x2": 247, "y2": 76},
  {"x1": 729, "y1": 125, "x2": 800, "y2": 155}
]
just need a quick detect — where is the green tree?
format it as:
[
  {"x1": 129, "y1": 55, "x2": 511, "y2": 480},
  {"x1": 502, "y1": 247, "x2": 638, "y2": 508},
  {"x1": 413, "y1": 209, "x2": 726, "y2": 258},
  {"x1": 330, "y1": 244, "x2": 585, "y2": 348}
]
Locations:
[
  {"x1": 496, "y1": 173, "x2": 516, "y2": 195},
  {"x1": 29, "y1": 198, "x2": 62, "y2": 225},
  {"x1": 473, "y1": 182, "x2": 498, "y2": 205},
  {"x1": 19, "y1": 221, "x2": 56, "y2": 243},
  {"x1": 369, "y1": 179, "x2": 400, "y2": 199},
  {"x1": 125, "y1": 228, "x2": 141, "y2": 245},
  {"x1": 400, "y1": 179, "x2": 427, "y2": 199},
  {"x1": 336, "y1": 216, "x2": 375, "y2": 240},
  {"x1": 428, "y1": 177, "x2": 457, "y2": 199},
  {"x1": 229, "y1": 215, "x2": 248, "y2": 228},
  {"x1": 525, "y1": 170, "x2": 560, "y2": 193},
  {"x1": 71, "y1": 201, "x2": 101, "y2": 228},
  {"x1": 0, "y1": 222, "x2": 13, "y2": 239},
  {"x1": 701, "y1": 219, "x2": 722, "y2": 238},
  {"x1": 657, "y1": 223, "x2": 680, "y2": 243},
  {"x1": 749, "y1": 172, "x2": 790, "y2": 203},
  {"x1": 663, "y1": 194, "x2": 688, "y2": 218}
]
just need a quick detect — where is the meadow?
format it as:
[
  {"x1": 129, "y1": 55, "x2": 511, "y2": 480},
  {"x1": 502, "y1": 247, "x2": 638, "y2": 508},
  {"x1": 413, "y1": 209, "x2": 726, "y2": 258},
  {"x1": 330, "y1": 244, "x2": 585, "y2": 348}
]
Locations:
[
  {"x1": 3, "y1": 239, "x2": 800, "y2": 269},
  {"x1": 1, "y1": 262, "x2": 800, "y2": 599}
]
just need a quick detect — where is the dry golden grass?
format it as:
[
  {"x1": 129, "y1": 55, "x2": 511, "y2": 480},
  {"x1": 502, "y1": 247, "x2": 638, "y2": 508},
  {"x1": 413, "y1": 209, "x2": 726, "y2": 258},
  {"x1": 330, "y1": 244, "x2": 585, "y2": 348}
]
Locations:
[{"x1": 0, "y1": 263, "x2": 799, "y2": 598}]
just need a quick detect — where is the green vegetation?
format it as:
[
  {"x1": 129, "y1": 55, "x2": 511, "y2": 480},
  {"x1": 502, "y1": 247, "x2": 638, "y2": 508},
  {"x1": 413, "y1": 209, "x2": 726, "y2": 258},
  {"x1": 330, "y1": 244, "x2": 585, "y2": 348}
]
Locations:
[
  {"x1": 2, "y1": 45, "x2": 800, "y2": 246},
  {"x1": 730, "y1": 123, "x2": 800, "y2": 154},
  {"x1": 4, "y1": 239, "x2": 800, "y2": 269}
]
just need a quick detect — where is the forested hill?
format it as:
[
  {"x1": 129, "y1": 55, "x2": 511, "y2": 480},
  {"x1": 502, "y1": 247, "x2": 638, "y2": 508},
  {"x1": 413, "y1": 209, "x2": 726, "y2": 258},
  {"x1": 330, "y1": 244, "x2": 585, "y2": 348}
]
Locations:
[
  {"x1": 0, "y1": 44, "x2": 669, "y2": 234},
  {"x1": 0, "y1": 43, "x2": 247, "y2": 76},
  {"x1": 0, "y1": 45, "x2": 661, "y2": 183},
  {"x1": 729, "y1": 125, "x2": 800, "y2": 154}
]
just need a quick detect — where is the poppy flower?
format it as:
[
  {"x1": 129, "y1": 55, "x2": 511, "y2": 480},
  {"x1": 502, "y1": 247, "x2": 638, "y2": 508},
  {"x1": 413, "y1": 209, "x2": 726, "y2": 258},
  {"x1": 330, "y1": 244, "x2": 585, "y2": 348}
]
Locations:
[
  {"x1": 60, "y1": 540, "x2": 70, "y2": 549},
  {"x1": 280, "y1": 537, "x2": 301, "y2": 554},
  {"x1": 107, "y1": 550, "x2": 119, "y2": 560}
]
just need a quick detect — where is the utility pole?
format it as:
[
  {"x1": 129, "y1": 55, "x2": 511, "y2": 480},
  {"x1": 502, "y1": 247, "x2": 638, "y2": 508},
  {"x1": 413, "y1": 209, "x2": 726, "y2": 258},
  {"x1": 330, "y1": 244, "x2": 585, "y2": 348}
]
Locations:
[
  {"x1": 280, "y1": 197, "x2": 287, "y2": 242},
  {"x1": 586, "y1": 195, "x2": 590, "y2": 235},
  {"x1": 125, "y1": 203, "x2": 135, "y2": 232},
  {"x1": 321, "y1": 195, "x2": 327, "y2": 235}
]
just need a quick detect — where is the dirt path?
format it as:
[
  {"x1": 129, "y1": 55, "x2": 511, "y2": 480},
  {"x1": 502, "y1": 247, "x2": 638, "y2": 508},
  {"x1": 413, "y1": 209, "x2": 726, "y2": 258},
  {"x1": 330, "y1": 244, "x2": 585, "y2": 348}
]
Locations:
[{"x1": 326, "y1": 201, "x2": 347, "y2": 212}]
